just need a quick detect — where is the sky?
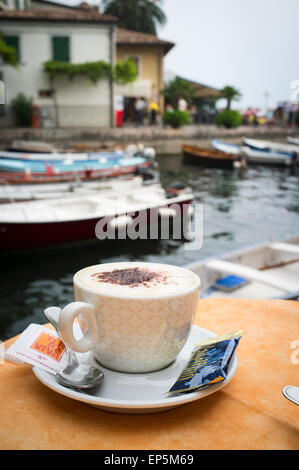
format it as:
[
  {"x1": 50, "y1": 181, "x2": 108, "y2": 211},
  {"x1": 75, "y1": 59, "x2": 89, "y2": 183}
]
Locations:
[
  {"x1": 53, "y1": 0, "x2": 299, "y2": 111},
  {"x1": 157, "y1": 0, "x2": 299, "y2": 111}
]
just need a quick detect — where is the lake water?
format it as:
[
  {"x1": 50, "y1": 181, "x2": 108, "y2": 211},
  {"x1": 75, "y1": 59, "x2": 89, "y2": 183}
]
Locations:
[{"x1": 1, "y1": 154, "x2": 299, "y2": 341}]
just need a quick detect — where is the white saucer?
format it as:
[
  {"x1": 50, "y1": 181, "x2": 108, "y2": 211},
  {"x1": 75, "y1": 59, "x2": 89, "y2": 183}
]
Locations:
[{"x1": 33, "y1": 325, "x2": 238, "y2": 414}]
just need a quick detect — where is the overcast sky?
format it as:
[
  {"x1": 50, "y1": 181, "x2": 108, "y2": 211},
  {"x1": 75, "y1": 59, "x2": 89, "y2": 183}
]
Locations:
[
  {"x1": 55, "y1": 0, "x2": 298, "y2": 111},
  {"x1": 157, "y1": 0, "x2": 299, "y2": 111}
]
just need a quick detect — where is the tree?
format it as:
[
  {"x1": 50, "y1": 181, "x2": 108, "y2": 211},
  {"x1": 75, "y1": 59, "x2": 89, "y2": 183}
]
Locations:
[
  {"x1": 160, "y1": 77, "x2": 195, "y2": 109},
  {"x1": 219, "y1": 85, "x2": 242, "y2": 110},
  {"x1": 102, "y1": 0, "x2": 166, "y2": 35}
]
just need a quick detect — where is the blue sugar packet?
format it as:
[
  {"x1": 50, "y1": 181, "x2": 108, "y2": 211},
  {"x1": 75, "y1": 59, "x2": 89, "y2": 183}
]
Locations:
[{"x1": 168, "y1": 330, "x2": 242, "y2": 395}]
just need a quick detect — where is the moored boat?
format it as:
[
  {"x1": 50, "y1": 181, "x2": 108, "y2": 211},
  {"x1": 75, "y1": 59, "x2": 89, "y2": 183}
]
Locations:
[
  {"x1": 243, "y1": 137, "x2": 299, "y2": 155},
  {"x1": 0, "y1": 158, "x2": 151, "y2": 184},
  {"x1": 5, "y1": 140, "x2": 57, "y2": 153},
  {"x1": 0, "y1": 183, "x2": 193, "y2": 251},
  {"x1": 182, "y1": 144, "x2": 245, "y2": 168},
  {"x1": 0, "y1": 150, "x2": 125, "y2": 162},
  {"x1": 241, "y1": 146, "x2": 292, "y2": 166},
  {"x1": 184, "y1": 236, "x2": 299, "y2": 300},
  {"x1": 211, "y1": 139, "x2": 240, "y2": 155},
  {"x1": 211, "y1": 139, "x2": 293, "y2": 166},
  {"x1": 0, "y1": 173, "x2": 159, "y2": 203},
  {"x1": 287, "y1": 136, "x2": 299, "y2": 145}
]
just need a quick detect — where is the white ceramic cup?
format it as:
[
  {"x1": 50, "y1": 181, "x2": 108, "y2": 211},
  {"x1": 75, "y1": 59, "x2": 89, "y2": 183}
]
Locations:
[{"x1": 57, "y1": 262, "x2": 200, "y2": 373}]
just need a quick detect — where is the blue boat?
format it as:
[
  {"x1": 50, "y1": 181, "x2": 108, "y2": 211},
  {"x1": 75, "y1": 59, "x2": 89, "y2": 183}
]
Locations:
[{"x1": 0, "y1": 154, "x2": 147, "y2": 174}]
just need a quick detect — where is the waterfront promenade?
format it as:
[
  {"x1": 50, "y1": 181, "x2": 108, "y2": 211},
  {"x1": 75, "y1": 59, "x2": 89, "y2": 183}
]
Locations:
[{"x1": 0, "y1": 124, "x2": 297, "y2": 155}]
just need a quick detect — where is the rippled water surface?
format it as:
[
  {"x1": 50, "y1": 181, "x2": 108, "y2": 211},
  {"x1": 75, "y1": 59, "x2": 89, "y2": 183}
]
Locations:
[{"x1": 1, "y1": 155, "x2": 299, "y2": 340}]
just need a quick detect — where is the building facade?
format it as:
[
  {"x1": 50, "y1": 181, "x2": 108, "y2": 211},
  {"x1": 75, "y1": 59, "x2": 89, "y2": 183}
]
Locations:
[
  {"x1": 116, "y1": 28, "x2": 174, "y2": 123},
  {"x1": 0, "y1": 4, "x2": 117, "y2": 127}
]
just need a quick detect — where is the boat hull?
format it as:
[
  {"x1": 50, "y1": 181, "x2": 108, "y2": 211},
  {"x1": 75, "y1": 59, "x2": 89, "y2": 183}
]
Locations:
[
  {"x1": 0, "y1": 198, "x2": 192, "y2": 251},
  {"x1": 0, "y1": 161, "x2": 150, "y2": 184},
  {"x1": 182, "y1": 144, "x2": 237, "y2": 168},
  {"x1": 242, "y1": 137, "x2": 299, "y2": 155},
  {"x1": 211, "y1": 139, "x2": 293, "y2": 166}
]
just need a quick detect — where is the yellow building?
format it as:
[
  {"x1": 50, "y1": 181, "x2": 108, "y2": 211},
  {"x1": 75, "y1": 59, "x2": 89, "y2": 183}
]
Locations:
[{"x1": 115, "y1": 28, "x2": 174, "y2": 122}]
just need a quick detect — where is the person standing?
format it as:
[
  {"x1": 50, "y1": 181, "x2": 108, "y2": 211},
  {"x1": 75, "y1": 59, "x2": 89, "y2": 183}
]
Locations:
[
  {"x1": 149, "y1": 101, "x2": 159, "y2": 125},
  {"x1": 178, "y1": 98, "x2": 187, "y2": 112},
  {"x1": 134, "y1": 97, "x2": 144, "y2": 127}
]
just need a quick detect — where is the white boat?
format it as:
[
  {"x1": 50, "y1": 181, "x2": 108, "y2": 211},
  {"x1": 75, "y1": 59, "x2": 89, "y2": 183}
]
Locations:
[
  {"x1": 287, "y1": 137, "x2": 299, "y2": 145},
  {"x1": 211, "y1": 139, "x2": 240, "y2": 155},
  {"x1": 184, "y1": 236, "x2": 299, "y2": 300},
  {"x1": 241, "y1": 146, "x2": 292, "y2": 166},
  {"x1": 0, "y1": 181, "x2": 193, "y2": 251},
  {"x1": 0, "y1": 174, "x2": 159, "y2": 203},
  {"x1": 243, "y1": 137, "x2": 299, "y2": 155},
  {"x1": 211, "y1": 139, "x2": 292, "y2": 165}
]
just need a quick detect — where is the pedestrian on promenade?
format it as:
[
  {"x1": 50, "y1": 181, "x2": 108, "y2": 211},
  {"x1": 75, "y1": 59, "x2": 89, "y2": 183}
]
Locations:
[
  {"x1": 178, "y1": 97, "x2": 188, "y2": 112},
  {"x1": 135, "y1": 97, "x2": 147, "y2": 126},
  {"x1": 134, "y1": 97, "x2": 144, "y2": 127},
  {"x1": 149, "y1": 101, "x2": 159, "y2": 125}
]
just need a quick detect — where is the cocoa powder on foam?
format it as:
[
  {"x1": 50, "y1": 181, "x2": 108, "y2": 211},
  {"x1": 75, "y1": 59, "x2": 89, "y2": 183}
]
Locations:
[{"x1": 91, "y1": 267, "x2": 169, "y2": 288}]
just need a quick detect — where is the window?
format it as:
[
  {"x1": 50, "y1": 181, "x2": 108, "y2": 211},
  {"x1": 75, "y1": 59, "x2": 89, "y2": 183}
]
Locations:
[
  {"x1": 3, "y1": 35, "x2": 20, "y2": 63},
  {"x1": 52, "y1": 36, "x2": 70, "y2": 62},
  {"x1": 127, "y1": 55, "x2": 141, "y2": 77},
  {"x1": 39, "y1": 89, "x2": 53, "y2": 98}
]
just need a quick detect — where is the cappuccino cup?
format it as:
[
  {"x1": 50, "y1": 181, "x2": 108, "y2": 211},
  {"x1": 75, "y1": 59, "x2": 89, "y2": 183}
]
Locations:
[{"x1": 57, "y1": 262, "x2": 200, "y2": 373}]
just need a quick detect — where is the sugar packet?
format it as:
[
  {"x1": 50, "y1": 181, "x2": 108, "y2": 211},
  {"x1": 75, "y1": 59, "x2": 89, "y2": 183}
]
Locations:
[
  {"x1": 5, "y1": 323, "x2": 68, "y2": 375},
  {"x1": 167, "y1": 330, "x2": 242, "y2": 395}
]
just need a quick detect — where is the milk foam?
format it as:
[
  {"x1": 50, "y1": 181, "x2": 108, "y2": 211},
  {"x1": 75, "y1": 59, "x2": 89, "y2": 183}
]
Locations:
[{"x1": 76, "y1": 262, "x2": 198, "y2": 297}]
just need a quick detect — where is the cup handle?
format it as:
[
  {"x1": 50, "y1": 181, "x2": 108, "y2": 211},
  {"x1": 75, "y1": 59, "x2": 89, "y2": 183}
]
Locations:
[{"x1": 58, "y1": 301, "x2": 99, "y2": 353}]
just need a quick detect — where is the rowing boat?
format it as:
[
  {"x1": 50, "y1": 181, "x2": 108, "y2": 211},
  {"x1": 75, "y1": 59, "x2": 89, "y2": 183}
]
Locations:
[
  {"x1": 182, "y1": 144, "x2": 244, "y2": 168},
  {"x1": 287, "y1": 137, "x2": 299, "y2": 145},
  {"x1": 184, "y1": 236, "x2": 299, "y2": 300},
  {"x1": 0, "y1": 183, "x2": 193, "y2": 251},
  {"x1": 211, "y1": 139, "x2": 240, "y2": 155},
  {"x1": 0, "y1": 173, "x2": 159, "y2": 203},
  {"x1": 243, "y1": 137, "x2": 299, "y2": 155},
  {"x1": 211, "y1": 139, "x2": 293, "y2": 166}
]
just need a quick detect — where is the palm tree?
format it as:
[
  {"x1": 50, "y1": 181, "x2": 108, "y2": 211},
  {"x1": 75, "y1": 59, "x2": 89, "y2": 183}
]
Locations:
[
  {"x1": 161, "y1": 77, "x2": 195, "y2": 109},
  {"x1": 220, "y1": 86, "x2": 242, "y2": 110},
  {"x1": 102, "y1": 0, "x2": 167, "y2": 35}
]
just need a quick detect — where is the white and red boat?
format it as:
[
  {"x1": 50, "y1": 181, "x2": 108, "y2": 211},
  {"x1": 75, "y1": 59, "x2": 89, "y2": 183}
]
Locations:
[{"x1": 0, "y1": 181, "x2": 193, "y2": 251}]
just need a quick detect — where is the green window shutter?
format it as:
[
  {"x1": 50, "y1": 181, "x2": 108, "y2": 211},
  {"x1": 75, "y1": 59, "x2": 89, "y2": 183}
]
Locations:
[
  {"x1": 3, "y1": 35, "x2": 20, "y2": 63},
  {"x1": 52, "y1": 36, "x2": 70, "y2": 62},
  {"x1": 15, "y1": 0, "x2": 20, "y2": 9}
]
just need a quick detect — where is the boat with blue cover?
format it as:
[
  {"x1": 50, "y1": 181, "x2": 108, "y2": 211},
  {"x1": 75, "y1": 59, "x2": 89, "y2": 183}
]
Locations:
[{"x1": 184, "y1": 236, "x2": 299, "y2": 300}]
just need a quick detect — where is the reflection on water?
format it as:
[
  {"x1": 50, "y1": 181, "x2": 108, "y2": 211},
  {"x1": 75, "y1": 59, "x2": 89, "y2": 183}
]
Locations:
[{"x1": 1, "y1": 155, "x2": 299, "y2": 340}]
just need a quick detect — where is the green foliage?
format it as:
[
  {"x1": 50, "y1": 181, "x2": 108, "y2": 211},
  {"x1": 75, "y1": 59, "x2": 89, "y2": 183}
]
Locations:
[
  {"x1": 11, "y1": 93, "x2": 33, "y2": 127},
  {"x1": 219, "y1": 85, "x2": 242, "y2": 110},
  {"x1": 102, "y1": 0, "x2": 166, "y2": 35},
  {"x1": 43, "y1": 60, "x2": 113, "y2": 84},
  {"x1": 0, "y1": 38, "x2": 18, "y2": 66},
  {"x1": 161, "y1": 77, "x2": 195, "y2": 109},
  {"x1": 163, "y1": 110, "x2": 190, "y2": 128},
  {"x1": 215, "y1": 109, "x2": 243, "y2": 128},
  {"x1": 43, "y1": 58, "x2": 137, "y2": 85},
  {"x1": 295, "y1": 110, "x2": 299, "y2": 128},
  {"x1": 113, "y1": 58, "x2": 138, "y2": 84}
]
